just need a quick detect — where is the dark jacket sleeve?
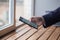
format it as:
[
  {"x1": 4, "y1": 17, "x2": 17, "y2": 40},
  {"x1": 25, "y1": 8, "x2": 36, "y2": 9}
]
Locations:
[{"x1": 43, "y1": 7, "x2": 60, "y2": 28}]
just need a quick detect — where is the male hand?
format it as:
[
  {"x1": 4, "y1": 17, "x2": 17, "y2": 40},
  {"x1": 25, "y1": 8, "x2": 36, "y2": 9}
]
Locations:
[{"x1": 31, "y1": 17, "x2": 45, "y2": 26}]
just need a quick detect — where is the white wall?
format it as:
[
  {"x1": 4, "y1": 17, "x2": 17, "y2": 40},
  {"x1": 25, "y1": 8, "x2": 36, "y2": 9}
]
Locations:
[
  {"x1": 35, "y1": 0, "x2": 60, "y2": 17},
  {"x1": 35, "y1": 0, "x2": 60, "y2": 26}
]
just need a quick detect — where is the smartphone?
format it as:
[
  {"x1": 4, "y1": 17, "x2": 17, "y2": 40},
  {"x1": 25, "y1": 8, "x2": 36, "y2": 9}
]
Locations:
[{"x1": 19, "y1": 17, "x2": 38, "y2": 29}]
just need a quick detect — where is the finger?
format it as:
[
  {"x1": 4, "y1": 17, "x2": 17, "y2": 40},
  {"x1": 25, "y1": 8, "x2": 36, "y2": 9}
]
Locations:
[
  {"x1": 31, "y1": 19, "x2": 36, "y2": 22},
  {"x1": 36, "y1": 22, "x2": 42, "y2": 26}
]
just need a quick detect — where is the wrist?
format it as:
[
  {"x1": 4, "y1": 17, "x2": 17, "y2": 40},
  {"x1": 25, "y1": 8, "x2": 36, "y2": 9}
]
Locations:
[{"x1": 39, "y1": 17, "x2": 45, "y2": 25}]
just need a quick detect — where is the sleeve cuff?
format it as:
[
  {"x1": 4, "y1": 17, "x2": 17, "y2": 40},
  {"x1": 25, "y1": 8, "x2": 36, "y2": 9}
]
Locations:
[{"x1": 43, "y1": 24, "x2": 47, "y2": 28}]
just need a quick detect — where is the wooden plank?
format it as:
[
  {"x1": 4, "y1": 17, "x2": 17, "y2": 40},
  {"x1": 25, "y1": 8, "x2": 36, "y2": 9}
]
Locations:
[
  {"x1": 27, "y1": 27, "x2": 50, "y2": 40},
  {"x1": 1, "y1": 25, "x2": 27, "y2": 40},
  {"x1": 6, "y1": 25, "x2": 31, "y2": 40},
  {"x1": 48, "y1": 27, "x2": 60, "y2": 40},
  {"x1": 1, "y1": 31, "x2": 16, "y2": 40},
  {"x1": 38, "y1": 26, "x2": 56, "y2": 40},
  {"x1": 17, "y1": 28, "x2": 37, "y2": 40},
  {"x1": 17, "y1": 25, "x2": 42, "y2": 40},
  {"x1": 58, "y1": 36, "x2": 60, "y2": 40}
]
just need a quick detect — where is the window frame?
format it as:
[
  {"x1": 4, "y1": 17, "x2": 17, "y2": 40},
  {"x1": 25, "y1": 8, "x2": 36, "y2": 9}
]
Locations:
[
  {"x1": 0, "y1": 0, "x2": 35, "y2": 37},
  {"x1": 16, "y1": 0, "x2": 35, "y2": 26},
  {"x1": 0, "y1": 0, "x2": 16, "y2": 37}
]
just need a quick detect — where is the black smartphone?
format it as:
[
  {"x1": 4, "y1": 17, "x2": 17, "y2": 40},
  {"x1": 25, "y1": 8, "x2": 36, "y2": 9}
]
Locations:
[{"x1": 19, "y1": 17, "x2": 38, "y2": 29}]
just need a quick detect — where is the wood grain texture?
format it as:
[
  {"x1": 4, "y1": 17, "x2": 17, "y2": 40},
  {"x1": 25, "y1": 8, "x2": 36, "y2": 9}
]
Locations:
[
  {"x1": 58, "y1": 36, "x2": 60, "y2": 40},
  {"x1": 27, "y1": 27, "x2": 49, "y2": 40},
  {"x1": 6, "y1": 25, "x2": 31, "y2": 40},
  {"x1": 1, "y1": 25, "x2": 27, "y2": 40},
  {"x1": 38, "y1": 26, "x2": 56, "y2": 40},
  {"x1": 1, "y1": 25, "x2": 60, "y2": 40},
  {"x1": 48, "y1": 27, "x2": 60, "y2": 40},
  {"x1": 17, "y1": 25, "x2": 42, "y2": 40}
]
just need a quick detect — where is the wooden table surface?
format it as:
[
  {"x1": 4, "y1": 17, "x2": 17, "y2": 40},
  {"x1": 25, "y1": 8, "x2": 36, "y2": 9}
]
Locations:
[{"x1": 0, "y1": 25, "x2": 60, "y2": 40}]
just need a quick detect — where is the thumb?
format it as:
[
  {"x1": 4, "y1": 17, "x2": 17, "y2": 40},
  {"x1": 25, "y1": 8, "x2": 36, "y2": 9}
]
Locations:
[{"x1": 36, "y1": 21, "x2": 43, "y2": 26}]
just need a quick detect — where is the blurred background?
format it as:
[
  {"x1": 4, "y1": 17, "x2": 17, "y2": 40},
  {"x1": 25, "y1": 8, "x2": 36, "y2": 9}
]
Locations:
[
  {"x1": 0, "y1": 0, "x2": 32, "y2": 30},
  {"x1": 0, "y1": 0, "x2": 60, "y2": 29},
  {"x1": 0, "y1": 0, "x2": 9, "y2": 27}
]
